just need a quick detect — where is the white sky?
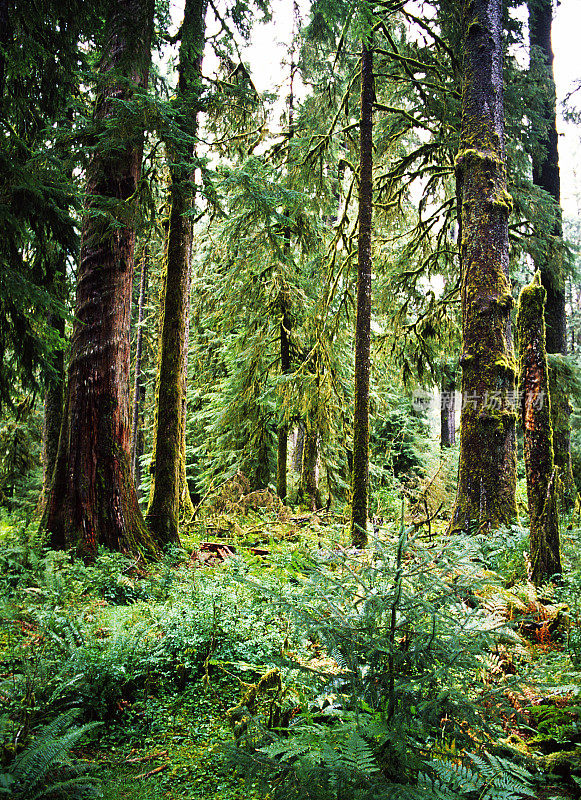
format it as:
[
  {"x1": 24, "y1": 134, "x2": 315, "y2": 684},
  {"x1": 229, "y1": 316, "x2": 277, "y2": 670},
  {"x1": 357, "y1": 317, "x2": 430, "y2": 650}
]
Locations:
[{"x1": 168, "y1": 0, "x2": 581, "y2": 213}]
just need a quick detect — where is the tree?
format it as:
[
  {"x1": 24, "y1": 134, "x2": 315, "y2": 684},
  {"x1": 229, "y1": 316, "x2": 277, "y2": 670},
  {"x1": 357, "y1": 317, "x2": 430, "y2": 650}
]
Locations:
[
  {"x1": 351, "y1": 36, "x2": 373, "y2": 548},
  {"x1": 146, "y1": 0, "x2": 207, "y2": 545},
  {"x1": 450, "y1": 0, "x2": 517, "y2": 533},
  {"x1": 42, "y1": 0, "x2": 158, "y2": 559},
  {"x1": 528, "y1": 0, "x2": 575, "y2": 507},
  {"x1": 517, "y1": 272, "x2": 561, "y2": 584}
]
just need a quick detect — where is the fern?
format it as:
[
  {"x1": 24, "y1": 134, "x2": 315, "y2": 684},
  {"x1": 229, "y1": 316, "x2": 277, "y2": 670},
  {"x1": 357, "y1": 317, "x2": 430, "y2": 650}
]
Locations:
[{"x1": 0, "y1": 709, "x2": 100, "y2": 800}]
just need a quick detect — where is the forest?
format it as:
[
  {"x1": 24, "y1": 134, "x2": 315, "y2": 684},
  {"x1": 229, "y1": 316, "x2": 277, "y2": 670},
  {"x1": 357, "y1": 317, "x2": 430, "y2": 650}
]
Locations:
[{"x1": 2, "y1": 0, "x2": 581, "y2": 797}]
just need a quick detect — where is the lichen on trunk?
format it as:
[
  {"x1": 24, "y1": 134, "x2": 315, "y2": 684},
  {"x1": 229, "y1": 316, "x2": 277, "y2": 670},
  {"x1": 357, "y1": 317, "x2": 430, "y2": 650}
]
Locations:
[
  {"x1": 450, "y1": 0, "x2": 517, "y2": 533},
  {"x1": 517, "y1": 273, "x2": 561, "y2": 584}
]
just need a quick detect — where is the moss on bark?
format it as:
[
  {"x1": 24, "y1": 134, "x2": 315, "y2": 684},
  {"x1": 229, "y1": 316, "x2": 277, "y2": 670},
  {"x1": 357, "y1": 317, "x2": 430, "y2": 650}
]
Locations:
[
  {"x1": 517, "y1": 273, "x2": 561, "y2": 584},
  {"x1": 450, "y1": 0, "x2": 517, "y2": 533},
  {"x1": 41, "y1": 0, "x2": 159, "y2": 561},
  {"x1": 350, "y1": 40, "x2": 373, "y2": 548},
  {"x1": 146, "y1": 0, "x2": 206, "y2": 545}
]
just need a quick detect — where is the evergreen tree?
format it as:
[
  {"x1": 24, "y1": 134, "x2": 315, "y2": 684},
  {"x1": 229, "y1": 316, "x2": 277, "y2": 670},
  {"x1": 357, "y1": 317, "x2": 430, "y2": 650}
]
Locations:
[
  {"x1": 351, "y1": 35, "x2": 373, "y2": 548},
  {"x1": 528, "y1": 0, "x2": 575, "y2": 507},
  {"x1": 517, "y1": 272, "x2": 561, "y2": 584},
  {"x1": 42, "y1": 0, "x2": 158, "y2": 558},
  {"x1": 450, "y1": 0, "x2": 517, "y2": 533},
  {"x1": 146, "y1": 0, "x2": 208, "y2": 546}
]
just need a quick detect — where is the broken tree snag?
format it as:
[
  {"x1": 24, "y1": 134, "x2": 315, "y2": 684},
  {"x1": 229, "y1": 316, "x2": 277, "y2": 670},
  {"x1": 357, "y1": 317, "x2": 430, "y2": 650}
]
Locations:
[
  {"x1": 450, "y1": 0, "x2": 517, "y2": 533},
  {"x1": 517, "y1": 273, "x2": 561, "y2": 585}
]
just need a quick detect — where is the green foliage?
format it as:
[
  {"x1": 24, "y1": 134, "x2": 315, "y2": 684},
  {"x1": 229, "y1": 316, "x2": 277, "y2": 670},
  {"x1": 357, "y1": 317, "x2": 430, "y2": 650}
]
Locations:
[
  {"x1": 228, "y1": 519, "x2": 531, "y2": 799},
  {"x1": 0, "y1": 709, "x2": 100, "y2": 800}
]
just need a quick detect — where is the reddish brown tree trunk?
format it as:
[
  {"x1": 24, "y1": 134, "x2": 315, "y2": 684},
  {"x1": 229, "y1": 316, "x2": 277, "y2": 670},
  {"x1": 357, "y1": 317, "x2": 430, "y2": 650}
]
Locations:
[
  {"x1": 351, "y1": 40, "x2": 373, "y2": 548},
  {"x1": 42, "y1": 0, "x2": 157, "y2": 559}
]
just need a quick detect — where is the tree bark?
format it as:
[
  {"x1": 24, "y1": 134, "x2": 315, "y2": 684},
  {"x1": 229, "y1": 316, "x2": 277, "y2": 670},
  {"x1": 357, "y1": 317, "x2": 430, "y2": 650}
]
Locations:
[
  {"x1": 451, "y1": 0, "x2": 517, "y2": 533},
  {"x1": 440, "y1": 371, "x2": 456, "y2": 448},
  {"x1": 528, "y1": 0, "x2": 575, "y2": 508},
  {"x1": 299, "y1": 427, "x2": 321, "y2": 510},
  {"x1": 276, "y1": 303, "x2": 291, "y2": 501},
  {"x1": 517, "y1": 273, "x2": 561, "y2": 584},
  {"x1": 131, "y1": 251, "x2": 148, "y2": 497},
  {"x1": 146, "y1": 0, "x2": 207, "y2": 545},
  {"x1": 351, "y1": 40, "x2": 373, "y2": 548},
  {"x1": 42, "y1": 0, "x2": 158, "y2": 559}
]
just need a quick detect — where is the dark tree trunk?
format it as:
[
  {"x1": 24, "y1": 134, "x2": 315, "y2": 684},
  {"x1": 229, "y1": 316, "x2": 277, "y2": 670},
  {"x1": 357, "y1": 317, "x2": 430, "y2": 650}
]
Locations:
[
  {"x1": 451, "y1": 0, "x2": 517, "y2": 533},
  {"x1": 351, "y1": 41, "x2": 373, "y2": 548},
  {"x1": 299, "y1": 427, "x2": 321, "y2": 510},
  {"x1": 42, "y1": 0, "x2": 158, "y2": 559},
  {"x1": 146, "y1": 0, "x2": 207, "y2": 545},
  {"x1": 293, "y1": 422, "x2": 305, "y2": 473},
  {"x1": 179, "y1": 286, "x2": 195, "y2": 517},
  {"x1": 517, "y1": 273, "x2": 561, "y2": 584},
  {"x1": 529, "y1": 0, "x2": 575, "y2": 508},
  {"x1": 276, "y1": 49, "x2": 296, "y2": 504},
  {"x1": 131, "y1": 252, "x2": 148, "y2": 497},
  {"x1": 440, "y1": 372, "x2": 456, "y2": 448},
  {"x1": 276, "y1": 303, "x2": 291, "y2": 501}
]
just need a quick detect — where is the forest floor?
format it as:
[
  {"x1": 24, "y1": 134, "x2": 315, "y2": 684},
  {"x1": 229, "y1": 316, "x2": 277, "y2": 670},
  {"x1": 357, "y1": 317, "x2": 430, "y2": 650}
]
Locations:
[{"x1": 2, "y1": 478, "x2": 581, "y2": 799}]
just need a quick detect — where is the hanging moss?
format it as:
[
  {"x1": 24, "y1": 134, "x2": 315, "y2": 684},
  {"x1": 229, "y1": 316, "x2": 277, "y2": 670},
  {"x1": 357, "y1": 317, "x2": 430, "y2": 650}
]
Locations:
[{"x1": 516, "y1": 273, "x2": 561, "y2": 585}]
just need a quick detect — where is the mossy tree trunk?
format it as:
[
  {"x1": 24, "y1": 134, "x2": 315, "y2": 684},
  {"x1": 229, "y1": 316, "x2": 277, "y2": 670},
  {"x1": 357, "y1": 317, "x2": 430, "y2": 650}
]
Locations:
[
  {"x1": 146, "y1": 0, "x2": 207, "y2": 545},
  {"x1": 299, "y1": 427, "x2": 321, "y2": 510},
  {"x1": 41, "y1": 303, "x2": 65, "y2": 499},
  {"x1": 179, "y1": 292, "x2": 196, "y2": 517},
  {"x1": 131, "y1": 251, "x2": 148, "y2": 498},
  {"x1": 440, "y1": 370, "x2": 456, "y2": 448},
  {"x1": 276, "y1": 302, "x2": 291, "y2": 501},
  {"x1": 42, "y1": 0, "x2": 158, "y2": 559},
  {"x1": 451, "y1": 0, "x2": 517, "y2": 533},
  {"x1": 517, "y1": 273, "x2": 561, "y2": 584},
  {"x1": 528, "y1": 0, "x2": 575, "y2": 508},
  {"x1": 350, "y1": 40, "x2": 373, "y2": 548}
]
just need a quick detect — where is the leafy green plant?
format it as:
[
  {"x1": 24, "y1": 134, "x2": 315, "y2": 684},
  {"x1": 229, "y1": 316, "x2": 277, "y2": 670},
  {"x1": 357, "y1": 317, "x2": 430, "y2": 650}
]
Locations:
[
  {"x1": 0, "y1": 709, "x2": 100, "y2": 799},
  {"x1": 229, "y1": 514, "x2": 533, "y2": 799}
]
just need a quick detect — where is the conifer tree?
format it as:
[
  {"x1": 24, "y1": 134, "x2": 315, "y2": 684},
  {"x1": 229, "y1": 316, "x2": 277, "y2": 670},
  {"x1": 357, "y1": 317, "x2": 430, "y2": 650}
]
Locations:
[
  {"x1": 517, "y1": 272, "x2": 561, "y2": 584},
  {"x1": 42, "y1": 0, "x2": 158, "y2": 558},
  {"x1": 450, "y1": 0, "x2": 517, "y2": 532},
  {"x1": 146, "y1": 0, "x2": 207, "y2": 545},
  {"x1": 351, "y1": 36, "x2": 373, "y2": 548},
  {"x1": 528, "y1": 0, "x2": 575, "y2": 508}
]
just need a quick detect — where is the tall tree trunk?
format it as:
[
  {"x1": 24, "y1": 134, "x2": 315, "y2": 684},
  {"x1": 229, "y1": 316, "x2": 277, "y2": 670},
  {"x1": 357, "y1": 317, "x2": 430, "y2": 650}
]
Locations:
[
  {"x1": 299, "y1": 427, "x2": 320, "y2": 510},
  {"x1": 293, "y1": 422, "x2": 305, "y2": 473},
  {"x1": 351, "y1": 40, "x2": 373, "y2": 548},
  {"x1": 146, "y1": 0, "x2": 206, "y2": 545},
  {"x1": 528, "y1": 0, "x2": 575, "y2": 508},
  {"x1": 276, "y1": 303, "x2": 291, "y2": 501},
  {"x1": 131, "y1": 251, "x2": 148, "y2": 497},
  {"x1": 440, "y1": 371, "x2": 456, "y2": 448},
  {"x1": 42, "y1": 0, "x2": 157, "y2": 559},
  {"x1": 451, "y1": 0, "x2": 517, "y2": 533},
  {"x1": 517, "y1": 273, "x2": 561, "y2": 584},
  {"x1": 179, "y1": 286, "x2": 196, "y2": 517}
]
